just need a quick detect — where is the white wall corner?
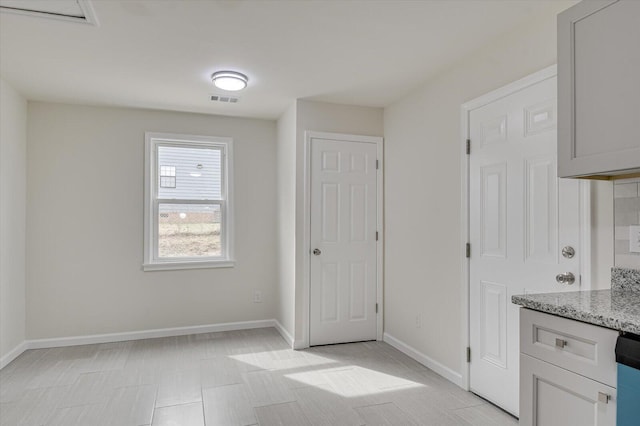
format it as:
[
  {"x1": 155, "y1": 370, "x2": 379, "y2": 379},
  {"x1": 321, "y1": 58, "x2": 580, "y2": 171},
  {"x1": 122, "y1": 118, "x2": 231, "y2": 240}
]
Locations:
[
  {"x1": 273, "y1": 319, "x2": 294, "y2": 348},
  {"x1": 0, "y1": 341, "x2": 28, "y2": 370},
  {"x1": 383, "y1": 332, "x2": 464, "y2": 389}
]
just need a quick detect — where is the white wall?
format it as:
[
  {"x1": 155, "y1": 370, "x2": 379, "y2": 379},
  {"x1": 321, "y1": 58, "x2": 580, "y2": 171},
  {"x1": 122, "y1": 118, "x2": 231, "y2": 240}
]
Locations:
[
  {"x1": 0, "y1": 77, "x2": 27, "y2": 363},
  {"x1": 293, "y1": 100, "x2": 383, "y2": 344},
  {"x1": 26, "y1": 102, "x2": 278, "y2": 339},
  {"x1": 383, "y1": 11, "x2": 575, "y2": 378},
  {"x1": 592, "y1": 181, "x2": 614, "y2": 288},
  {"x1": 276, "y1": 102, "x2": 297, "y2": 340}
]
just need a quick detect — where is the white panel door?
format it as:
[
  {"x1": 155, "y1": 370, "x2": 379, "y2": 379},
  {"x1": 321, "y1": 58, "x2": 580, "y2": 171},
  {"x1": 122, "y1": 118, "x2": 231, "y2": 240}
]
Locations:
[
  {"x1": 469, "y1": 76, "x2": 584, "y2": 416},
  {"x1": 309, "y1": 138, "x2": 377, "y2": 346}
]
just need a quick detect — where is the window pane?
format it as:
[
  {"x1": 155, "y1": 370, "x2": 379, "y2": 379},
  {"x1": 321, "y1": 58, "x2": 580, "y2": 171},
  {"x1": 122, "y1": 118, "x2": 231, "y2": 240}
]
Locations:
[
  {"x1": 160, "y1": 165, "x2": 176, "y2": 177},
  {"x1": 158, "y1": 146, "x2": 222, "y2": 200},
  {"x1": 158, "y1": 204, "x2": 221, "y2": 258},
  {"x1": 160, "y1": 176, "x2": 176, "y2": 188}
]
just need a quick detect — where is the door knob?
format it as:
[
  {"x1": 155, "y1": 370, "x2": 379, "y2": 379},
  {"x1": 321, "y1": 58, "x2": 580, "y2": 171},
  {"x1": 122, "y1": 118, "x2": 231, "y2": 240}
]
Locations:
[
  {"x1": 312, "y1": 248, "x2": 321, "y2": 256},
  {"x1": 556, "y1": 272, "x2": 576, "y2": 285}
]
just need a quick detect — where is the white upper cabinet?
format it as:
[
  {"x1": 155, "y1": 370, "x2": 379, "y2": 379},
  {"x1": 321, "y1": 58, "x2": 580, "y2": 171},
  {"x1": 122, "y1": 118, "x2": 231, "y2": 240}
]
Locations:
[{"x1": 558, "y1": 0, "x2": 640, "y2": 178}]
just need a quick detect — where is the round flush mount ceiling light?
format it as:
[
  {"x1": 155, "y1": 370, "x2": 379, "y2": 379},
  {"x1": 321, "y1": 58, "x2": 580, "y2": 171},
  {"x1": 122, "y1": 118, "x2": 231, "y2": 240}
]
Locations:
[{"x1": 211, "y1": 71, "x2": 248, "y2": 91}]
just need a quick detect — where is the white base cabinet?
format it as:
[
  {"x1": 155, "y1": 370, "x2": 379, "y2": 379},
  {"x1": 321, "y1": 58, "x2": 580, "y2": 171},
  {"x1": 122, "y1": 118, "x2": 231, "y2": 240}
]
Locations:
[
  {"x1": 519, "y1": 309, "x2": 618, "y2": 426},
  {"x1": 520, "y1": 354, "x2": 616, "y2": 426}
]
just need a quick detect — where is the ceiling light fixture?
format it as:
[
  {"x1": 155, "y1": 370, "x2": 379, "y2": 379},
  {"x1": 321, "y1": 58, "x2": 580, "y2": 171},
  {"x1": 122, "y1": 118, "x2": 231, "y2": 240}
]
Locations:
[{"x1": 211, "y1": 71, "x2": 248, "y2": 91}]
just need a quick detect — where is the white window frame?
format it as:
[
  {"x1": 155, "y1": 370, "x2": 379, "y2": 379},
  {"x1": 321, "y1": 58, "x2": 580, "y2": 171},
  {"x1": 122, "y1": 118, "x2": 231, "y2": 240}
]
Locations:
[{"x1": 143, "y1": 132, "x2": 234, "y2": 271}]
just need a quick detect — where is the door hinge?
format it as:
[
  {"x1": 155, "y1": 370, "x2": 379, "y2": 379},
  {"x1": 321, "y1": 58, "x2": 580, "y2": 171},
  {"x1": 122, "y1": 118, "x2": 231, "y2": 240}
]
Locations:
[
  {"x1": 376, "y1": 159, "x2": 379, "y2": 170},
  {"x1": 376, "y1": 303, "x2": 379, "y2": 314},
  {"x1": 376, "y1": 231, "x2": 379, "y2": 241},
  {"x1": 466, "y1": 347, "x2": 471, "y2": 363},
  {"x1": 466, "y1": 243, "x2": 471, "y2": 258},
  {"x1": 466, "y1": 139, "x2": 471, "y2": 155}
]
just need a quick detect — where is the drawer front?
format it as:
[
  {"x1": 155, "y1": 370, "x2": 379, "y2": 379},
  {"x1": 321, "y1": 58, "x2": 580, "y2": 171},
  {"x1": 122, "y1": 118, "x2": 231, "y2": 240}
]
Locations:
[
  {"x1": 520, "y1": 353, "x2": 616, "y2": 426},
  {"x1": 520, "y1": 308, "x2": 618, "y2": 387}
]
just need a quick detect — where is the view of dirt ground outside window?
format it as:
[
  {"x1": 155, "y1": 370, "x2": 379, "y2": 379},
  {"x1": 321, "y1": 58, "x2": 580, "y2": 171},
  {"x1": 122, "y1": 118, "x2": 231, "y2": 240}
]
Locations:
[{"x1": 158, "y1": 205, "x2": 221, "y2": 258}]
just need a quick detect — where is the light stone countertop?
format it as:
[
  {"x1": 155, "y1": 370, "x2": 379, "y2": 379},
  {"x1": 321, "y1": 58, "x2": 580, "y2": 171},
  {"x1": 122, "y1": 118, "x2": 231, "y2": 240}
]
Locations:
[
  {"x1": 512, "y1": 289, "x2": 640, "y2": 334},
  {"x1": 512, "y1": 267, "x2": 640, "y2": 334}
]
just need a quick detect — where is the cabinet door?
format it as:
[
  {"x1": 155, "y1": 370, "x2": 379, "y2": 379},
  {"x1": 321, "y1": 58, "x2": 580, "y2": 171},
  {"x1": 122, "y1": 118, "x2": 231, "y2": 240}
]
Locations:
[
  {"x1": 520, "y1": 354, "x2": 616, "y2": 426},
  {"x1": 558, "y1": 0, "x2": 640, "y2": 177}
]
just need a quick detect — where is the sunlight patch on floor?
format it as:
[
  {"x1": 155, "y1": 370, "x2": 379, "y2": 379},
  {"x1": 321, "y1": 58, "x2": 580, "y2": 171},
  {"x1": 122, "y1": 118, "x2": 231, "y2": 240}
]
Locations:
[
  {"x1": 229, "y1": 350, "x2": 336, "y2": 370},
  {"x1": 285, "y1": 365, "x2": 425, "y2": 397}
]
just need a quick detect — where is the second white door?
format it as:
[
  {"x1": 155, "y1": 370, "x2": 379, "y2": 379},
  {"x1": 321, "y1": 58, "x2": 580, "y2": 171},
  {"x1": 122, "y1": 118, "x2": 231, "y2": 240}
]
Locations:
[
  {"x1": 469, "y1": 75, "x2": 584, "y2": 416},
  {"x1": 309, "y1": 136, "x2": 378, "y2": 346}
]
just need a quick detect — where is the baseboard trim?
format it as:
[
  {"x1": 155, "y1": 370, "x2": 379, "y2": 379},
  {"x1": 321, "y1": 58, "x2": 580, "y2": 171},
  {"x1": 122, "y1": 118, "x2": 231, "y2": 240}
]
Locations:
[
  {"x1": 2, "y1": 319, "x2": 279, "y2": 370},
  {"x1": 383, "y1": 332, "x2": 464, "y2": 388},
  {"x1": 0, "y1": 341, "x2": 28, "y2": 370},
  {"x1": 26, "y1": 319, "x2": 276, "y2": 350},
  {"x1": 273, "y1": 320, "x2": 294, "y2": 348}
]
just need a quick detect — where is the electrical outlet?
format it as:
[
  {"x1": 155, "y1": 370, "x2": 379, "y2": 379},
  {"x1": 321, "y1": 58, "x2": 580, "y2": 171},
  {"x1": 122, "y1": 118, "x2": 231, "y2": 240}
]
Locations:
[
  {"x1": 253, "y1": 291, "x2": 262, "y2": 303},
  {"x1": 629, "y1": 226, "x2": 640, "y2": 253},
  {"x1": 415, "y1": 314, "x2": 422, "y2": 329}
]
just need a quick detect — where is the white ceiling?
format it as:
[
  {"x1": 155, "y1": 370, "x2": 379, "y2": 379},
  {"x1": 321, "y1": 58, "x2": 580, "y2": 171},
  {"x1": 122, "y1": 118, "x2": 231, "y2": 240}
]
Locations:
[{"x1": 0, "y1": 0, "x2": 576, "y2": 120}]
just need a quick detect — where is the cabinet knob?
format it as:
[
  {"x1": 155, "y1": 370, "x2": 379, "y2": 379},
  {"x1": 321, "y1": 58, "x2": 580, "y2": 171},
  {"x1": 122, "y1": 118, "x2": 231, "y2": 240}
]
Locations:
[{"x1": 555, "y1": 338, "x2": 568, "y2": 349}]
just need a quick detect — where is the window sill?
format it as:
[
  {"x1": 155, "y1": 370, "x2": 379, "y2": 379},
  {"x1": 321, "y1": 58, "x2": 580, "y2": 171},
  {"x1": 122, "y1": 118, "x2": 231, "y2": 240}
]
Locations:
[{"x1": 142, "y1": 260, "x2": 235, "y2": 272}]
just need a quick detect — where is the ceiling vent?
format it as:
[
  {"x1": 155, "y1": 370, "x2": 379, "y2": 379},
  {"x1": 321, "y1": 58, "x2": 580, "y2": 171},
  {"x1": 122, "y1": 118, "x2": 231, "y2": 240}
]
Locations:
[
  {"x1": 210, "y1": 95, "x2": 239, "y2": 104},
  {"x1": 0, "y1": 0, "x2": 98, "y2": 25}
]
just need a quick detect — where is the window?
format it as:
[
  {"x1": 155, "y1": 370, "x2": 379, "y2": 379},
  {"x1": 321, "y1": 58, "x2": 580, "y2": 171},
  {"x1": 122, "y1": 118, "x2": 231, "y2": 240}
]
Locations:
[
  {"x1": 159, "y1": 165, "x2": 176, "y2": 188},
  {"x1": 144, "y1": 132, "x2": 234, "y2": 271}
]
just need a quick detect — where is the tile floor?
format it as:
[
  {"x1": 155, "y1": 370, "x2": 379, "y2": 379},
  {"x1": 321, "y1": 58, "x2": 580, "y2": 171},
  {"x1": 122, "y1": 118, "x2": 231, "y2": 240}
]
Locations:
[{"x1": 0, "y1": 328, "x2": 517, "y2": 425}]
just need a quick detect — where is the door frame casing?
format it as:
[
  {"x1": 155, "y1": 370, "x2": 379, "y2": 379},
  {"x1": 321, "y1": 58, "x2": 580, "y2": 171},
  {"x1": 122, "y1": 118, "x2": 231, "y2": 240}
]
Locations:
[
  {"x1": 459, "y1": 64, "x2": 592, "y2": 390},
  {"x1": 301, "y1": 131, "x2": 384, "y2": 349}
]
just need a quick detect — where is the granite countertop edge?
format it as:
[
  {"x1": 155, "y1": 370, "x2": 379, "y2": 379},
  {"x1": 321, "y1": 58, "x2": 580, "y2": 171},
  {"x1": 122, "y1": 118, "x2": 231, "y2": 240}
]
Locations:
[{"x1": 512, "y1": 292, "x2": 640, "y2": 335}]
